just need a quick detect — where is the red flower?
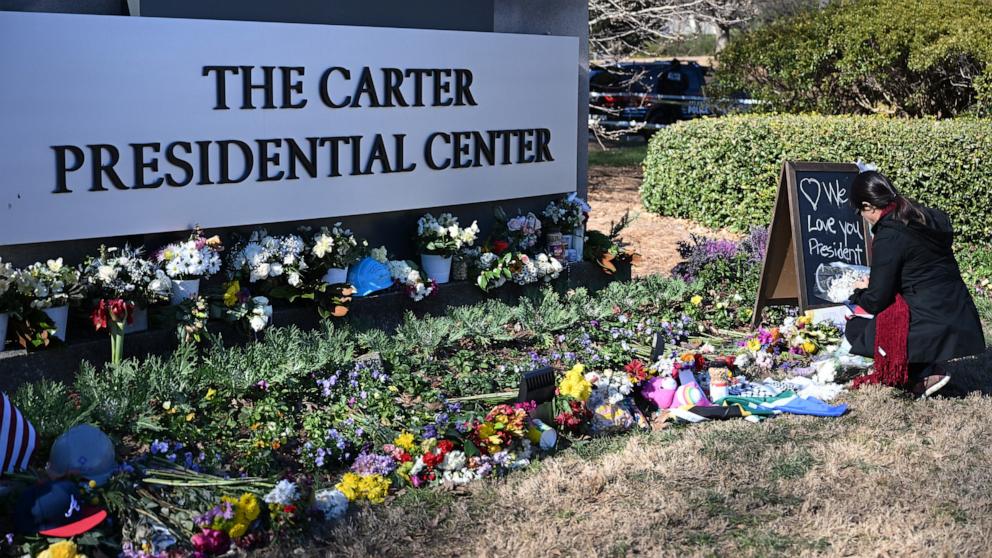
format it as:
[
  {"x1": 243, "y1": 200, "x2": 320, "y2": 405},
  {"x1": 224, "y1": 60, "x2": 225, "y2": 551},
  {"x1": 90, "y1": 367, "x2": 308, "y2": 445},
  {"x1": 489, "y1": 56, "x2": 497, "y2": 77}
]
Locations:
[
  {"x1": 436, "y1": 439, "x2": 454, "y2": 454},
  {"x1": 398, "y1": 451, "x2": 413, "y2": 463},
  {"x1": 283, "y1": 504, "x2": 297, "y2": 514},
  {"x1": 493, "y1": 240, "x2": 510, "y2": 254},
  {"x1": 624, "y1": 359, "x2": 648, "y2": 383},
  {"x1": 693, "y1": 353, "x2": 706, "y2": 371},
  {"x1": 91, "y1": 298, "x2": 134, "y2": 331},
  {"x1": 422, "y1": 451, "x2": 443, "y2": 468}
]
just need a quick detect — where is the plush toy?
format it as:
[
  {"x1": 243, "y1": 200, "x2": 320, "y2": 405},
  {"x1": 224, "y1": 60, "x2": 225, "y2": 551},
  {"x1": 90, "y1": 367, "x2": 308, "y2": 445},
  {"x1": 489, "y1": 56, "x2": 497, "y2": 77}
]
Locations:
[{"x1": 641, "y1": 376, "x2": 677, "y2": 409}]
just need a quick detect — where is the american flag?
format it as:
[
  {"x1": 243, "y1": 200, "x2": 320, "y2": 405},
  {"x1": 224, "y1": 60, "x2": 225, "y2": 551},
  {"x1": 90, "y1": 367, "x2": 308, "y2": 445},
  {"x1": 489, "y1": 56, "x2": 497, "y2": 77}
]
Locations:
[{"x1": 0, "y1": 391, "x2": 37, "y2": 473}]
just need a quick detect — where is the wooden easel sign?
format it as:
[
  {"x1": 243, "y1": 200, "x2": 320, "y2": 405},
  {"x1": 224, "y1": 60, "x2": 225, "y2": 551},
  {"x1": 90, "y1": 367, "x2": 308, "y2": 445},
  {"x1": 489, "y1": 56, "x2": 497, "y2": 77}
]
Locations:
[{"x1": 751, "y1": 161, "x2": 872, "y2": 326}]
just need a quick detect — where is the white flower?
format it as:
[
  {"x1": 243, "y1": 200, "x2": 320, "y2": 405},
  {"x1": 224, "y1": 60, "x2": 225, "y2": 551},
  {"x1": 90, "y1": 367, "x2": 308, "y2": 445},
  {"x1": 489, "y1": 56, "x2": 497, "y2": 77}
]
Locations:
[
  {"x1": 370, "y1": 247, "x2": 388, "y2": 264},
  {"x1": 263, "y1": 480, "x2": 300, "y2": 505},
  {"x1": 812, "y1": 358, "x2": 838, "y2": 384},
  {"x1": 734, "y1": 353, "x2": 751, "y2": 369},
  {"x1": 47, "y1": 258, "x2": 64, "y2": 272},
  {"x1": 313, "y1": 488, "x2": 349, "y2": 521},
  {"x1": 269, "y1": 262, "x2": 284, "y2": 277},
  {"x1": 312, "y1": 234, "x2": 334, "y2": 259},
  {"x1": 96, "y1": 265, "x2": 118, "y2": 282},
  {"x1": 288, "y1": 272, "x2": 302, "y2": 287},
  {"x1": 440, "y1": 450, "x2": 467, "y2": 472}
]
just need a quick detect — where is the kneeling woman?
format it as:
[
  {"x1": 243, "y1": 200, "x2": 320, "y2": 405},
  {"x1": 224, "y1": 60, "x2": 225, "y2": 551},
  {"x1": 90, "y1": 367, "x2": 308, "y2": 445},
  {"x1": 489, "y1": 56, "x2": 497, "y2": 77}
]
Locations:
[{"x1": 844, "y1": 171, "x2": 985, "y2": 396}]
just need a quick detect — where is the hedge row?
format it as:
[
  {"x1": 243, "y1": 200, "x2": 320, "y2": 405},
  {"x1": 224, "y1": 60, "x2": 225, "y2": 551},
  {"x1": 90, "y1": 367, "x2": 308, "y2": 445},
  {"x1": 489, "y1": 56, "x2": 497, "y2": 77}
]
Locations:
[{"x1": 640, "y1": 115, "x2": 992, "y2": 245}]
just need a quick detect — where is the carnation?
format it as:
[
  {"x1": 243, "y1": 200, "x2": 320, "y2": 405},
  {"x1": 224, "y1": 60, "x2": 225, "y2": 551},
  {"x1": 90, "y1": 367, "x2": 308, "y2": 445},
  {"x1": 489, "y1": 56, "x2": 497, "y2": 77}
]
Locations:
[{"x1": 263, "y1": 480, "x2": 299, "y2": 506}]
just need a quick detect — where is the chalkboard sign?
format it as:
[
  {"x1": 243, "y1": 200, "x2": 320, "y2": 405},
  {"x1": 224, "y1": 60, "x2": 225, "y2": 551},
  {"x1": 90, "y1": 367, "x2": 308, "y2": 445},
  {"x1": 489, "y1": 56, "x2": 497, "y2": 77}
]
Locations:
[{"x1": 752, "y1": 161, "x2": 871, "y2": 325}]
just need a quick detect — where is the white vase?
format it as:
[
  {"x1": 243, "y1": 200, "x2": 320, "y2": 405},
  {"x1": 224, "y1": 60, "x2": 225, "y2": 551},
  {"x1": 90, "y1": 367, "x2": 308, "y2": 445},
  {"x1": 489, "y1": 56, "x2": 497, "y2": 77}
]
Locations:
[
  {"x1": 571, "y1": 226, "x2": 585, "y2": 262},
  {"x1": 322, "y1": 266, "x2": 349, "y2": 285},
  {"x1": 124, "y1": 306, "x2": 148, "y2": 334},
  {"x1": 420, "y1": 254, "x2": 452, "y2": 284},
  {"x1": 43, "y1": 305, "x2": 69, "y2": 341},
  {"x1": 170, "y1": 278, "x2": 201, "y2": 305},
  {"x1": 0, "y1": 312, "x2": 8, "y2": 350}
]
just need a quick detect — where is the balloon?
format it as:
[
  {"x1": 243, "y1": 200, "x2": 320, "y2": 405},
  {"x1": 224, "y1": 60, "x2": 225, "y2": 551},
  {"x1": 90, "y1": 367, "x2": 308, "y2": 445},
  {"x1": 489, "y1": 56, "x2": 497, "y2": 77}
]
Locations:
[{"x1": 47, "y1": 424, "x2": 116, "y2": 486}]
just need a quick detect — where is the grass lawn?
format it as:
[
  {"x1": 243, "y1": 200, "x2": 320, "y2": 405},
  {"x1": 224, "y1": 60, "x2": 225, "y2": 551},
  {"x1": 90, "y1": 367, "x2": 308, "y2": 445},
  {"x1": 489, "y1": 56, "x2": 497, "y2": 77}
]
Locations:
[
  {"x1": 312, "y1": 382, "x2": 992, "y2": 557},
  {"x1": 588, "y1": 143, "x2": 648, "y2": 168}
]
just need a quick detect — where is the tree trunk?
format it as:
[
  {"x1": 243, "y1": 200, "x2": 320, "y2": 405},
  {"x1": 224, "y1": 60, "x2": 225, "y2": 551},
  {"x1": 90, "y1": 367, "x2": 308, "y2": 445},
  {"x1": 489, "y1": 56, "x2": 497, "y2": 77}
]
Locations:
[{"x1": 715, "y1": 25, "x2": 732, "y2": 52}]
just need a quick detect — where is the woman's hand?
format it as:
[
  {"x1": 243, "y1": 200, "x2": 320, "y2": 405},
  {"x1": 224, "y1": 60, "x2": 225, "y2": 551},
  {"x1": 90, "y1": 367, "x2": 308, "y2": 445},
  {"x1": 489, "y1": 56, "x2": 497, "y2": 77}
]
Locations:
[{"x1": 853, "y1": 277, "x2": 869, "y2": 289}]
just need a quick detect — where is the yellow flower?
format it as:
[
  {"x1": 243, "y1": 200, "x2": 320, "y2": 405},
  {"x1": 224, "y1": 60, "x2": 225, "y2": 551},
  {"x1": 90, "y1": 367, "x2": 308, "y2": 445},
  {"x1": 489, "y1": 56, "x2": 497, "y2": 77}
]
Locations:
[
  {"x1": 802, "y1": 341, "x2": 817, "y2": 354},
  {"x1": 746, "y1": 338, "x2": 762, "y2": 353},
  {"x1": 393, "y1": 431, "x2": 415, "y2": 451},
  {"x1": 228, "y1": 522, "x2": 248, "y2": 539},
  {"x1": 88, "y1": 480, "x2": 97, "y2": 488},
  {"x1": 205, "y1": 388, "x2": 217, "y2": 401},
  {"x1": 336, "y1": 472, "x2": 361, "y2": 501},
  {"x1": 239, "y1": 493, "x2": 261, "y2": 521},
  {"x1": 223, "y1": 281, "x2": 241, "y2": 308},
  {"x1": 38, "y1": 541, "x2": 86, "y2": 558},
  {"x1": 162, "y1": 401, "x2": 171, "y2": 410},
  {"x1": 185, "y1": 412, "x2": 196, "y2": 422},
  {"x1": 690, "y1": 295, "x2": 703, "y2": 306}
]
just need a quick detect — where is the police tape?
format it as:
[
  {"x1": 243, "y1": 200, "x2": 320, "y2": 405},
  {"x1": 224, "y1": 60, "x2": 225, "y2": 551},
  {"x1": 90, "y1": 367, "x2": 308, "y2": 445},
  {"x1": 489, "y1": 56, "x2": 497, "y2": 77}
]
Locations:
[{"x1": 589, "y1": 91, "x2": 763, "y2": 106}]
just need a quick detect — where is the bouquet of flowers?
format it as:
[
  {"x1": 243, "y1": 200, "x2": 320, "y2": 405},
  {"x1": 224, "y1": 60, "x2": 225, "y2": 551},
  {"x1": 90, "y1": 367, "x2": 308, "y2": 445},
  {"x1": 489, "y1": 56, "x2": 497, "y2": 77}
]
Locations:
[
  {"x1": 387, "y1": 260, "x2": 437, "y2": 302},
  {"x1": 494, "y1": 208, "x2": 542, "y2": 252},
  {"x1": 0, "y1": 258, "x2": 16, "y2": 313},
  {"x1": 156, "y1": 231, "x2": 223, "y2": 281},
  {"x1": 475, "y1": 252, "x2": 563, "y2": 291},
  {"x1": 83, "y1": 246, "x2": 172, "y2": 308},
  {"x1": 543, "y1": 193, "x2": 589, "y2": 231},
  {"x1": 416, "y1": 213, "x2": 479, "y2": 256},
  {"x1": 227, "y1": 229, "x2": 308, "y2": 288},
  {"x1": 216, "y1": 280, "x2": 274, "y2": 333},
  {"x1": 14, "y1": 258, "x2": 83, "y2": 310},
  {"x1": 735, "y1": 313, "x2": 841, "y2": 372},
  {"x1": 369, "y1": 247, "x2": 438, "y2": 301},
  {"x1": 308, "y1": 222, "x2": 367, "y2": 272}
]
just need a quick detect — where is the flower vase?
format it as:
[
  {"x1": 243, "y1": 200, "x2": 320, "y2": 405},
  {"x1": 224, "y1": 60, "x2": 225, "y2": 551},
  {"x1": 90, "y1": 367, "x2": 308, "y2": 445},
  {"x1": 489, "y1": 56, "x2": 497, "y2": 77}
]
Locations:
[
  {"x1": 322, "y1": 266, "x2": 349, "y2": 285},
  {"x1": 570, "y1": 226, "x2": 585, "y2": 262},
  {"x1": 451, "y1": 258, "x2": 468, "y2": 282},
  {"x1": 170, "y1": 279, "x2": 201, "y2": 305},
  {"x1": 561, "y1": 233, "x2": 574, "y2": 249},
  {"x1": 43, "y1": 305, "x2": 69, "y2": 341},
  {"x1": 420, "y1": 254, "x2": 452, "y2": 284},
  {"x1": 123, "y1": 306, "x2": 148, "y2": 334},
  {"x1": 0, "y1": 312, "x2": 8, "y2": 350}
]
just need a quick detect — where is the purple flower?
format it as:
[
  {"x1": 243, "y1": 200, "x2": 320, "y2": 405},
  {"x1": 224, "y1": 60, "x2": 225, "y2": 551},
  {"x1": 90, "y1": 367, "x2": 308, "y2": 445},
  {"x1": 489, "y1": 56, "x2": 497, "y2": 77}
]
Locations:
[
  {"x1": 150, "y1": 439, "x2": 169, "y2": 455},
  {"x1": 350, "y1": 451, "x2": 397, "y2": 476},
  {"x1": 422, "y1": 424, "x2": 438, "y2": 439},
  {"x1": 256, "y1": 380, "x2": 270, "y2": 391}
]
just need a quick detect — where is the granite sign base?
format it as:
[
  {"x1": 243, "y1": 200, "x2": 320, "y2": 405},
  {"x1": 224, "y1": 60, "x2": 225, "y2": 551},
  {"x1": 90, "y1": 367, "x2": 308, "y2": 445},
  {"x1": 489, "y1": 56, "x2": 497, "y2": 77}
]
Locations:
[{"x1": 0, "y1": 261, "x2": 628, "y2": 393}]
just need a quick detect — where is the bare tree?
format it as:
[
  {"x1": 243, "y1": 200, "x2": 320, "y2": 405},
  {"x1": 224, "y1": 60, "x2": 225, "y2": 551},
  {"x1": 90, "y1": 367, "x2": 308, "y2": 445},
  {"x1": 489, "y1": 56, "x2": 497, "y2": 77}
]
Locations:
[{"x1": 588, "y1": 0, "x2": 748, "y2": 59}]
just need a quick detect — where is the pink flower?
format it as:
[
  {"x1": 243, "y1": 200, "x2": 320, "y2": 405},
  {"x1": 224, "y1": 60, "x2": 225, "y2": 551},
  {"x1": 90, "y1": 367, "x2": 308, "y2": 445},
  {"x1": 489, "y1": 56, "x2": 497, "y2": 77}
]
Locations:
[{"x1": 191, "y1": 529, "x2": 230, "y2": 556}]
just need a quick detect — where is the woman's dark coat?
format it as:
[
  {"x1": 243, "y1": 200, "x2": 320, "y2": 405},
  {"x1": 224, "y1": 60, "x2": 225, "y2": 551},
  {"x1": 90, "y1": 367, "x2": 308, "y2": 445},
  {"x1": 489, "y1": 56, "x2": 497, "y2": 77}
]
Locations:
[{"x1": 847, "y1": 207, "x2": 985, "y2": 364}]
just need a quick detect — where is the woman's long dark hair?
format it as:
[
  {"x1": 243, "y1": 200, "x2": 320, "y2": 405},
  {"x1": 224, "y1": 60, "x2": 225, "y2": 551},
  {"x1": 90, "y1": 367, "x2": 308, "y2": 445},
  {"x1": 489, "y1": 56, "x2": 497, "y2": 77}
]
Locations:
[{"x1": 850, "y1": 171, "x2": 926, "y2": 225}]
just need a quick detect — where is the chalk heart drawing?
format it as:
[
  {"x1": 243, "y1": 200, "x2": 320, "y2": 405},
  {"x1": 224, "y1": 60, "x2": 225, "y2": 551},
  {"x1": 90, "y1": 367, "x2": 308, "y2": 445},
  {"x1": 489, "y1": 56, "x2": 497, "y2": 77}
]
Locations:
[{"x1": 799, "y1": 178, "x2": 822, "y2": 211}]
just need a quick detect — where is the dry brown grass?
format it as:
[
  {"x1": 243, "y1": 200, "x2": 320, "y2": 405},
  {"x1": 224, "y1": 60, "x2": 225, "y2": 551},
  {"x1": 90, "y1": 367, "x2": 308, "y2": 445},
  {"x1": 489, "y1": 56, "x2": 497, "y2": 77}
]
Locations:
[
  {"x1": 307, "y1": 386, "x2": 992, "y2": 557},
  {"x1": 586, "y1": 165, "x2": 739, "y2": 277}
]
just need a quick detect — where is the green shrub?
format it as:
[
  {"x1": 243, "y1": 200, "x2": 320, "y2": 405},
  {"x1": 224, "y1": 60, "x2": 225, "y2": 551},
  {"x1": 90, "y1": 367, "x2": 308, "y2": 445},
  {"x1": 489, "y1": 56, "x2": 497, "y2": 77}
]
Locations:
[
  {"x1": 714, "y1": 0, "x2": 992, "y2": 118},
  {"x1": 641, "y1": 114, "x2": 992, "y2": 245}
]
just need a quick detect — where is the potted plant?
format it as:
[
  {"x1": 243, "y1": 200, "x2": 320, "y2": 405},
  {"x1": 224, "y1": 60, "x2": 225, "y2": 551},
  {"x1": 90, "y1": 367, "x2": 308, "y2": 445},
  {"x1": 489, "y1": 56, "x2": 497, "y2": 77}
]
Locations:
[
  {"x1": 308, "y1": 223, "x2": 366, "y2": 285},
  {"x1": 83, "y1": 246, "x2": 172, "y2": 363},
  {"x1": 13, "y1": 258, "x2": 83, "y2": 342},
  {"x1": 0, "y1": 258, "x2": 16, "y2": 348},
  {"x1": 416, "y1": 213, "x2": 479, "y2": 284},
  {"x1": 156, "y1": 229, "x2": 223, "y2": 304},
  {"x1": 226, "y1": 229, "x2": 309, "y2": 299},
  {"x1": 544, "y1": 194, "x2": 590, "y2": 262}
]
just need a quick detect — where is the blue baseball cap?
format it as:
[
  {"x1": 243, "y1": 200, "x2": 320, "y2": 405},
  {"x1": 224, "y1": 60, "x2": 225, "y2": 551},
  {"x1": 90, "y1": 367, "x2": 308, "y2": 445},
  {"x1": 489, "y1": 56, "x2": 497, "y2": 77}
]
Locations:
[{"x1": 14, "y1": 480, "x2": 107, "y2": 537}]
